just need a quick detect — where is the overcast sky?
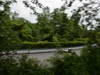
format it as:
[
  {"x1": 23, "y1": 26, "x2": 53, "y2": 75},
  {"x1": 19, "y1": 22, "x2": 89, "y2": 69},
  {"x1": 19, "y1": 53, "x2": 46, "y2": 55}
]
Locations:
[
  {"x1": 11, "y1": 0, "x2": 65, "y2": 23},
  {"x1": 11, "y1": 0, "x2": 100, "y2": 23}
]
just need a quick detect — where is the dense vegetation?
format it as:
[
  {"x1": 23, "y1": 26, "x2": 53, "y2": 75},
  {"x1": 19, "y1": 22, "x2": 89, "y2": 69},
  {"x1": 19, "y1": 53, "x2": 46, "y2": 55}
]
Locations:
[
  {"x1": 0, "y1": 45, "x2": 100, "y2": 75},
  {"x1": 0, "y1": 0, "x2": 96, "y2": 50},
  {"x1": 0, "y1": 0, "x2": 100, "y2": 75}
]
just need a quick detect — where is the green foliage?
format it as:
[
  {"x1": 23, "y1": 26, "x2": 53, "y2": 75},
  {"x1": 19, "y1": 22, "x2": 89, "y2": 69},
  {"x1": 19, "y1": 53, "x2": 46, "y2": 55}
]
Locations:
[
  {"x1": 0, "y1": 0, "x2": 93, "y2": 50},
  {"x1": 0, "y1": 55, "x2": 49, "y2": 75},
  {"x1": 19, "y1": 41, "x2": 87, "y2": 49},
  {"x1": 0, "y1": 45, "x2": 100, "y2": 75},
  {"x1": 0, "y1": 55, "x2": 18, "y2": 75},
  {"x1": 16, "y1": 55, "x2": 48, "y2": 75},
  {"x1": 0, "y1": 0, "x2": 20, "y2": 51},
  {"x1": 11, "y1": 18, "x2": 33, "y2": 41},
  {"x1": 19, "y1": 8, "x2": 89, "y2": 43},
  {"x1": 0, "y1": 0, "x2": 100, "y2": 75},
  {"x1": 81, "y1": 45, "x2": 100, "y2": 75},
  {"x1": 48, "y1": 52, "x2": 89, "y2": 75}
]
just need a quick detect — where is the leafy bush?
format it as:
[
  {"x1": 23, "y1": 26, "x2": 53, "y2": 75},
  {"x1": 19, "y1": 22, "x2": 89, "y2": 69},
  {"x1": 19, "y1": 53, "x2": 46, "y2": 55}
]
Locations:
[
  {"x1": 0, "y1": 55, "x2": 49, "y2": 75},
  {"x1": 48, "y1": 52, "x2": 89, "y2": 75},
  {"x1": 18, "y1": 41, "x2": 87, "y2": 49},
  {"x1": 0, "y1": 44, "x2": 100, "y2": 75},
  {"x1": 80, "y1": 45, "x2": 100, "y2": 75}
]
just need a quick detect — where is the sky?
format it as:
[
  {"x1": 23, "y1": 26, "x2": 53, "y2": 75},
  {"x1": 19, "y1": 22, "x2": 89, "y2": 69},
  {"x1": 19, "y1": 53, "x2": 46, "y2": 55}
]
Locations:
[
  {"x1": 11, "y1": 0, "x2": 65, "y2": 23},
  {"x1": 11, "y1": 0, "x2": 100, "y2": 23}
]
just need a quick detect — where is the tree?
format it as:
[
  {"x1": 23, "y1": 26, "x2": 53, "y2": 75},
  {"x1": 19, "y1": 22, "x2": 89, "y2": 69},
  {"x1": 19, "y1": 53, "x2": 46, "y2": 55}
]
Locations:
[
  {"x1": 63, "y1": 0, "x2": 100, "y2": 27},
  {"x1": 12, "y1": 18, "x2": 33, "y2": 41},
  {"x1": 0, "y1": 0, "x2": 20, "y2": 51},
  {"x1": 49, "y1": 52, "x2": 89, "y2": 75},
  {"x1": 36, "y1": 10, "x2": 53, "y2": 41},
  {"x1": 0, "y1": 54, "x2": 49, "y2": 75},
  {"x1": 81, "y1": 45, "x2": 100, "y2": 75}
]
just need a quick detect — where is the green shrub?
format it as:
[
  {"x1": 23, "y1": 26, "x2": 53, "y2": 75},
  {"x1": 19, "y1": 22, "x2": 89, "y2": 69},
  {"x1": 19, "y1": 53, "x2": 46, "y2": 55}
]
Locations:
[{"x1": 18, "y1": 41, "x2": 87, "y2": 49}]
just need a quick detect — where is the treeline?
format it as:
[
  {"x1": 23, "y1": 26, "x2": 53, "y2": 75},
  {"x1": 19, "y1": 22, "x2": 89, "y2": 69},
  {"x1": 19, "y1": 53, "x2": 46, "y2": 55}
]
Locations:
[
  {"x1": 0, "y1": 2, "x2": 96, "y2": 50},
  {"x1": 12, "y1": 9, "x2": 92, "y2": 42},
  {"x1": 0, "y1": 45, "x2": 100, "y2": 75}
]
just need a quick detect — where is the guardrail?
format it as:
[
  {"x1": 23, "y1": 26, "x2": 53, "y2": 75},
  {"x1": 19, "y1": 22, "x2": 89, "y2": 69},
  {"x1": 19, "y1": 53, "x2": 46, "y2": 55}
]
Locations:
[
  {"x1": 16, "y1": 46, "x2": 84, "y2": 54},
  {"x1": 1, "y1": 44, "x2": 96, "y2": 55}
]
